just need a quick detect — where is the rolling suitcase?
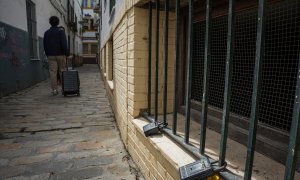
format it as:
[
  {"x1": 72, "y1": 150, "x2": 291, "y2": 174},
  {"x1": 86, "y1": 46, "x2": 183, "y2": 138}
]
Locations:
[{"x1": 62, "y1": 58, "x2": 80, "y2": 96}]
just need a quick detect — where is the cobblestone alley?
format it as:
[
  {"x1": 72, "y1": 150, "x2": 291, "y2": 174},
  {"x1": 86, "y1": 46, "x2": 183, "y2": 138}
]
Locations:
[{"x1": 0, "y1": 65, "x2": 142, "y2": 180}]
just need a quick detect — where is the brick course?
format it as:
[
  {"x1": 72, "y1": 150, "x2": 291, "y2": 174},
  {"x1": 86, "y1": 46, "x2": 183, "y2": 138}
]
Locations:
[{"x1": 100, "y1": 5, "x2": 189, "y2": 179}]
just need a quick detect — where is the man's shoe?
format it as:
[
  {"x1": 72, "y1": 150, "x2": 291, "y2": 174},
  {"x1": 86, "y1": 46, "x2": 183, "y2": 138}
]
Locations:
[{"x1": 53, "y1": 89, "x2": 58, "y2": 95}]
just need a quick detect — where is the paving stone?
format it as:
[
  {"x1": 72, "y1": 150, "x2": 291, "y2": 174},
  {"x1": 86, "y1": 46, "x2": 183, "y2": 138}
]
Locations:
[
  {"x1": 27, "y1": 160, "x2": 73, "y2": 175},
  {"x1": 43, "y1": 133, "x2": 79, "y2": 140},
  {"x1": 25, "y1": 126, "x2": 52, "y2": 132},
  {"x1": 44, "y1": 121, "x2": 66, "y2": 125},
  {"x1": 55, "y1": 148, "x2": 116, "y2": 161},
  {"x1": 10, "y1": 153, "x2": 53, "y2": 166},
  {"x1": 37, "y1": 144, "x2": 72, "y2": 153},
  {"x1": 63, "y1": 136, "x2": 88, "y2": 143},
  {"x1": 0, "y1": 143, "x2": 22, "y2": 150},
  {"x1": 84, "y1": 121, "x2": 113, "y2": 126},
  {"x1": 50, "y1": 123, "x2": 82, "y2": 129},
  {"x1": 6, "y1": 173, "x2": 50, "y2": 180},
  {"x1": 34, "y1": 131, "x2": 64, "y2": 138},
  {"x1": 23, "y1": 139, "x2": 61, "y2": 148},
  {"x1": 75, "y1": 141, "x2": 104, "y2": 151},
  {"x1": 0, "y1": 166, "x2": 27, "y2": 179},
  {"x1": 0, "y1": 65, "x2": 142, "y2": 180},
  {"x1": 0, "y1": 128, "x2": 21, "y2": 133},
  {"x1": 0, "y1": 159, "x2": 8, "y2": 167},
  {"x1": 50, "y1": 167, "x2": 103, "y2": 180},
  {"x1": 73, "y1": 156, "x2": 114, "y2": 169},
  {"x1": 0, "y1": 148, "x2": 32, "y2": 158}
]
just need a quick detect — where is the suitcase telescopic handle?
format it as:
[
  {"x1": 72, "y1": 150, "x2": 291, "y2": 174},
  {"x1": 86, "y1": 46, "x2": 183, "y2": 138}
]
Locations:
[{"x1": 66, "y1": 56, "x2": 74, "y2": 71}]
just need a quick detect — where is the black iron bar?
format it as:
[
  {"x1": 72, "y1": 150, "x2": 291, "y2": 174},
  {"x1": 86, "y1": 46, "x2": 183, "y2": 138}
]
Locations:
[
  {"x1": 219, "y1": 0, "x2": 235, "y2": 167},
  {"x1": 141, "y1": 112, "x2": 241, "y2": 180},
  {"x1": 244, "y1": 0, "x2": 266, "y2": 179},
  {"x1": 172, "y1": 0, "x2": 180, "y2": 134},
  {"x1": 284, "y1": 59, "x2": 300, "y2": 179},
  {"x1": 148, "y1": 1, "x2": 152, "y2": 115},
  {"x1": 163, "y1": 0, "x2": 169, "y2": 126},
  {"x1": 200, "y1": 0, "x2": 212, "y2": 155},
  {"x1": 155, "y1": 0, "x2": 160, "y2": 121},
  {"x1": 184, "y1": 0, "x2": 194, "y2": 143}
]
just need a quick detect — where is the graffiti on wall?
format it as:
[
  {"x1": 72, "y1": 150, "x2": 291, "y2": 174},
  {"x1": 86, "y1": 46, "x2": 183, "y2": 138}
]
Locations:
[{"x1": 0, "y1": 24, "x2": 26, "y2": 69}]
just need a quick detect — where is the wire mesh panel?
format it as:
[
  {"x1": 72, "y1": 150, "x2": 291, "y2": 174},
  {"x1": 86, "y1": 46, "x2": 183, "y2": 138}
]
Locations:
[
  {"x1": 191, "y1": 0, "x2": 300, "y2": 132},
  {"x1": 191, "y1": 15, "x2": 228, "y2": 109},
  {"x1": 231, "y1": 8, "x2": 257, "y2": 119},
  {"x1": 191, "y1": 22, "x2": 205, "y2": 104},
  {"x1": 260, "y1": 0, "x2": 300, "y2": 131}
]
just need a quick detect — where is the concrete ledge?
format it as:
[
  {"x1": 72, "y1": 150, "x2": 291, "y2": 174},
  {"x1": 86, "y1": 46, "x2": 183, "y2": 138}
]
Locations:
[
  {"x1": 129, "y1": 118, "x2": 196, "y2": 180},
  {"x1": 107, "y1": 80, "x2": 114, "y2": 90}
]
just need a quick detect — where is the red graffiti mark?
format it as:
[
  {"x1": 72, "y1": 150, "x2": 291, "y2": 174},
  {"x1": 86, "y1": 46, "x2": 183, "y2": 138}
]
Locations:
[
  {"x1": 10, "y1": 44, "x2": 27, "y2": 55},
  {"x1": 0, "y1": 52, "x2": 10, "y2": 59},
  {"x1": 10, "y1": 52, "x2": 21, "y2": 68}
]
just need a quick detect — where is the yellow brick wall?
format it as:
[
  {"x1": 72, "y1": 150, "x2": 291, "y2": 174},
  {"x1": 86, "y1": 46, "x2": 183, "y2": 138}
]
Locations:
[
  {"x1": 101, "y1": 6, "x2": 181, "y2": 180},
  {"x1": 127, "y1": 116, "x2": 178, "y2": 180},
  {"x1": 127, "y1": 7, "x2": 175, "y2": 117},
  {"x1": 112, "y1": 14, "x2": 129, "y2": 145}
]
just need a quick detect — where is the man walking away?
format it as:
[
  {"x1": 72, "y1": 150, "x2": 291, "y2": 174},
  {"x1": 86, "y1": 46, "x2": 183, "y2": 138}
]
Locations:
[{"x1": 43, "y1": 16, "x2": 69, "y2": 95}]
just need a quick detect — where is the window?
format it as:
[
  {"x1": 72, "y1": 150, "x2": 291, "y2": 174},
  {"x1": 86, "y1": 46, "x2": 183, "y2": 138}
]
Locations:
[
  {"x1": 89, "y1": 19, "x2": 94, "y2": 30},
  {"x1": 83, "y1": 0, "x2": 88, "y2": 8},
  {"x1": 109, "y1": 0, "x2": 115, "y2": 15},
  {"x1": 102, "y1": 46, "x2": 106, "y2": 73},
  {"x1": 26, "y1": 0, "x2": 38, "y2": 59},
  {"x1": 83, "y1": 43, "x2": 89, "y2": 54},
  {"x1": 91, "y1": 44, "x2": 97, "y2": 54},
  {"x1": 90, "y1": 0, "x2": 94, "y2": 8},
  {"x1": 106, "y1": 41, "x2": 113, "y2": 81}
]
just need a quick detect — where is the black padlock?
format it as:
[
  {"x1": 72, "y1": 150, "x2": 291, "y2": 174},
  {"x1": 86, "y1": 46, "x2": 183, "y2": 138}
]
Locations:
[
  {"x1": 179, "y1": 156, "x2": 214, "y2": 180},
  {"x1": 143, "y1": 122, "x2": 160, "y2": 137}
]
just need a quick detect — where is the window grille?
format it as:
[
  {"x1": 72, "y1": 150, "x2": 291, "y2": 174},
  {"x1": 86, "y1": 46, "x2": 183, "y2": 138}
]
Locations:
[{"x1": 191, "y1": 0, "x2": 300, "y2": 132}]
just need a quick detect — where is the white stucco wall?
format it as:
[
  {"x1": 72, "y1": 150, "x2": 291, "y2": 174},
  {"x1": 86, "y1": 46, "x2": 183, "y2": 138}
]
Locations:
[
  {"x1": 0, "y1": 0, "x2": 82, "y2": 56},
  {"x1": 100, "y1": 0, "x2": 126, "y2": 49},
  {"x1": 35, "y1": 0, "x2": 67, "y2": 37},
  {"x1": 0, "y1": 0, "x2": 69, "y2": 37},
  {"x1": 74, "y1": 0, "x2": 83, "y2": 55},
  {"x1": 0, "y1": 0, "x2": 28, "y2": 32},
  {"x1": 83, "y1": 31, "x2": 96, "y2": 37}
]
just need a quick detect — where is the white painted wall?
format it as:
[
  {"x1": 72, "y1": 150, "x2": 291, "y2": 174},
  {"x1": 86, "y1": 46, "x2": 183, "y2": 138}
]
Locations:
[
  {"x1": 100, "y1": 0, "x2": 125, "y2": 49},
  {"x1": 83, "y1": 31, "x2": 96, "y2": 37},
  {"x1": 0, "y1": 0, "x2": 28, "y2": 32},
  {"x1": 34, "y1": 0, "x2": 67, "y2": 37},
  {"x1": 0, "y1": 0, "x2": 82, "y2": 56},
  {"x1": 74, "y1": 0, "x2": 83, "y2": 55},
  {"x1": 0, "y1": 0, "x2": 68, "y2": 37}
]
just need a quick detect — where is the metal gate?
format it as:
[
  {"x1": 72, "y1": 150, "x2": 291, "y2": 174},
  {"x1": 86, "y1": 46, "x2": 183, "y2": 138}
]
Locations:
[{"x1": 141, "y1": 0, "x2": 300, "y2": 179}]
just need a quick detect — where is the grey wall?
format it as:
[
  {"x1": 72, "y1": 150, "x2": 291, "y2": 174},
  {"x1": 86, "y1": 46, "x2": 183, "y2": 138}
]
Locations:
[{"x1": 0, "y1": 22, "x2": 49, "y2": 97}]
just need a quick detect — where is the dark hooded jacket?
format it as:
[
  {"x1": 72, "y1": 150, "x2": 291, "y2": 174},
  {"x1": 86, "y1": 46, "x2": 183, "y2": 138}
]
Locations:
[{"x1": 43, "y1": 26, "x2": 69, "y2": 57}]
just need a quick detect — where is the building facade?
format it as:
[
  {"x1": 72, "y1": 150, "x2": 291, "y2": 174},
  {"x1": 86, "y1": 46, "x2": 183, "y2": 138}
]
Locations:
[
  {"x1": 81, "y1": 0, "x2": 98, "y2": 64},
  {"x1": 0, "y1": 0, "x2": 83, "y2": 97},
  {"x1": 98, "y1": 0, "x2": 300, "y2": 179}
]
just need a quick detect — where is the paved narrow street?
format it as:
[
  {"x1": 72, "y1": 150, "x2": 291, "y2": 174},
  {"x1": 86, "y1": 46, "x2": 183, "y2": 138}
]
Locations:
[{"x1": 0, "y1": 65, "x2": 140, "y2": 180}]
